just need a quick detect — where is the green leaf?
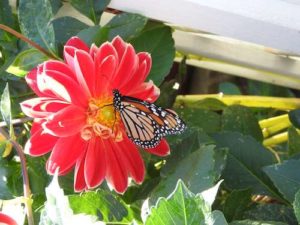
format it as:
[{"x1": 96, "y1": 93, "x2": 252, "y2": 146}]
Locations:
[
  {"x1": 219, "y1": 82, "x2": 241, "y2": 95},
  {"x1": 222, "y1": 105, "x2": 263, "y2": 141},
  {"x1": 177, "y1": 108, "x2": 221, "y2": 133},
  {"x1": 242, "y1": 203, "x2": 296, "y2": 225},
  {"x1": 212, "y1": 132, "x2": 283, "y2": 201},
  {"x1": 288, "y1": 127, "x2": 300, "y2": 156},
  {"x1": 145, "y1": 180, "x2": 228, "y2": 225},
  {"x1": 293, "y1": 189, "x2": 300, "y2": 223},
  {"x1": 207, "y1": 210, "x2": 229, "y2": 225},
  {"x1": 52, "y1": 16, "x2": 89, "y2": 45},
  {"x1": 132, "y1": 25, "x2": 175, "y2": 86},
  {"x1": 6, "y1": 49, "x2": 48, "y2": 77},
  {"x1": 223, "y1": 189, "x2": 252, "y2": 222},
  {"x1": 70, "y1": 0, "x2": 110, "y2": 24},
  {"x1": 77, "y1": 25, "x2": 109, "y2": 46},
  {"x1": 248, "y1": 80, "x2": 294, "y2": 97},
  {"x1": 40, "y1": 171, "x2": 100, "y2": 225},
  {"x1": 0, "y1": 83, "x2": 13, "y2": 136},
  {"x1": 27, "y1": 156, "x2": 50, "y2": 194},
  {"x1": 230, "y1": 220, "x2": 288, "y2": 225},
  {"x1": 263, "y1": 159, "x2": 300, "y2": 202},
  {"x1": 69, "y1": 190, "x2": 137, "y2": 223},
  {"x1": 151, "y1": 144, "x2": 226, "y2": 204},
  {"x1": 18, "y1": 0, "x2": 56, "y2": 51},
  {"x1": 105, "y1": 13, "x2": 148, "y2": 40},
  {"x1": 49, "y1": 0, "x2": 63, "y2": 15},
  {"x1": 195, "y1": 98, "x2": 227, "y2": 111},
  {"x1": 288, "y1": 109, "x2": 300, "y2": 129},
  {"x1": 0, "y1": 163, "x2": 13, "y2": 199},
  {"x1": 0, "y1": 0, "x2": 15, "y2": 40}
]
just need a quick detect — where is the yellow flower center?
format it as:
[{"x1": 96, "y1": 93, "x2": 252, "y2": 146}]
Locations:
[{"x1": 81, "y1": 96, "x2": 123, "y2": 142}]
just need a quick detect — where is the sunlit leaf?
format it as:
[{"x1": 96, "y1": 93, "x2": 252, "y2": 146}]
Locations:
[
  {"x1": 6, "y1": 49, "x2": 48, "y2": 77},
  {"x1": 144, "y1": 180, "x2": 228, "y2": 225},
  {"x1": 69, "y1": 190, "x2": 137, "y2": 223},
  {"x1": 0, "y1": 83, "x2": 14, "y2": 140}
]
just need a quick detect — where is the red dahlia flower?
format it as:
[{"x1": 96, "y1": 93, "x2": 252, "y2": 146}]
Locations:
[{"x1": 21, "y1": 36, "x2": 171, "y2": 193}]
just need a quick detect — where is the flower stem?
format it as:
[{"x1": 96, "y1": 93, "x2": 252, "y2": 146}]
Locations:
[
  {"x1": 0, "y1": 23, "x2": 56, "y2": 59},
  {"x1": 0, "y1": 127, "x2": 34, "y2": 225}
]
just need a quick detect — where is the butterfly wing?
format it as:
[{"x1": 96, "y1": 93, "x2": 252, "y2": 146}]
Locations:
[
  {"x1": 119, "y1": 100, "x2": 162, "y2": 148},
  {"x1": 117, "y1": 95, "x2": 186, "y2": 148}
]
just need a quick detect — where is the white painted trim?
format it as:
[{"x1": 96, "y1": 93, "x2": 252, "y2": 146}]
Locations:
[{"x1": 109, "y1": 0, "x2": 300, "y2": 55}]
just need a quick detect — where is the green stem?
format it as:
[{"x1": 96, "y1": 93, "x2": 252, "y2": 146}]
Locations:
[
  {"x1": 0, "y1": 23, "x2": 56, "y2": 59},
  {"x1": 0, "y1": 127, "x2": 34, "y2": 225}
]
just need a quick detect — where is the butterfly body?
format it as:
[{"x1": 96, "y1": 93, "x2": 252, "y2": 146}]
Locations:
[{"x1": 113, "y1": 89, "x2": 186, "y2": 148}]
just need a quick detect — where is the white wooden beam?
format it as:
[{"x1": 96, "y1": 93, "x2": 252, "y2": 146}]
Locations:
[{"x1": 109, "y1": 0, "x2": 300, "y2": 55}]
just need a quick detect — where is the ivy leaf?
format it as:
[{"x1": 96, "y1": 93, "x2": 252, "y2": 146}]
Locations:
[
  {"x1": 18, "y1": 0, "x2": 56, "y2": 52},
  {"x1": 69, "y1": 190, "x2": 138, "y2": 223},
  {"x1": 70, "y1": 0, "x2": 110, "y2": 24},
  {"x1": 132, "y1": 25, "x2": 175, "y2": 86},
  {"x1": 263, "y1": 159, "x2": 300, "y2": 203},
  {"x1": 230, "y1": 220, "x2": 288, "y2": 225},
  {"x1": 144, "y1": 180, "x2": 228, "y2": 225},
  {"x1": 40, "y1": 171, "x2": 101, "y2": 225},
  {"x1": 105, "y1": 13, "x2": 148, "y2": 40},
  {"x1": 6, "y1": 49, "x2": 48, "y2": 77},
  {"x1": 150, "y1": 145, "x2": 225, "y2": 204}
]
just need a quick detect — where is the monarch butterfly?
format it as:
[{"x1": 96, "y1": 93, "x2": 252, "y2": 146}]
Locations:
[{"x1": 113, "y1": 89, "x2": 186, "y2": 148}]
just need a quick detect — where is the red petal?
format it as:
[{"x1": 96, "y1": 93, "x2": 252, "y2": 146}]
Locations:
[
  {"x1": 128, "y1": 81, "x2": 160, "y2": 102},
  {"x1": 25, "y1": 68, "x2": 44, "y2": 96},
  {"x1": 84, "y1": 138, "x2": 106, "y2": 188},
  {"x1": 20, "y1": 97, "x2": 69, "y2": 118},
  {"x1": 112, "y1": 44, "x2": 138, "y2": 88},
  {"x1": 46, "y1": 134, "x2": 87, "y2": 175},
  {"x1": 121, "y1": 52, "x2": 152, "y2": 92},
  {"x1": 37, "y1": 70, "x2": 88, "y2": 106},
  {"x1": 65, "y1": 37, "x2": 89, "y2": 52},
  {"x1": 25, "y1": 120, "x2": 58, "y2": 156},
  {"x1": 111, "y1": 36, "x2": 126, "y2": 60},
  {"x1": 95, "y1": 55, "x2": 117, "y2": 96},
  {"x1": 118, "y1": 136, "x2": 145, "y2": 183},
  {"x1": 0, "y1": 212, "x2": 18, "y2": 225},
  {"x1": 43, "y1": 60, "x2": 76, "y2": 81},
  {"x1": 64, "y1": 46, "x2": 76, "y2": 71},
  {"x1": 74, "y1": 154, "x2": 87, "y2": 192},
  {"x1": 145, "y1": 139, "x2": 170, "y2": 156},
  {"x1": 43, "y1": 105, "x2": 86, "y2": 137},
  {"x1": 74, "y1": 50, "x2": 94, "y2": 97},
  {"x1": 105, "y1": 140, "x2": 128, "y2": 194}
]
